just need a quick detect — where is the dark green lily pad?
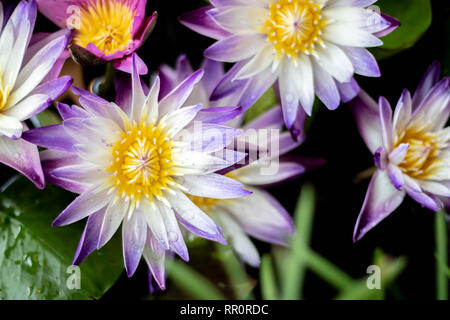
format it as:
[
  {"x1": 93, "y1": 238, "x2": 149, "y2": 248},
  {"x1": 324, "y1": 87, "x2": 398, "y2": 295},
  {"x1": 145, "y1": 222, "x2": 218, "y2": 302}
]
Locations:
[{"x1": 0, "y1": 177, "x2": 124, "y2": 300}]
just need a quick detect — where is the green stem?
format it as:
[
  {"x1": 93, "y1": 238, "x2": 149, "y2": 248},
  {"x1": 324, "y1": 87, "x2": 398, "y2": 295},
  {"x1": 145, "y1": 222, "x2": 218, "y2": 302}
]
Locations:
[
  {"x1": 168, "y1": 260, "x2": 226, "y2": 300},
  {"x1": 301, "y1": 248, "x2": 353, "y2": 291},
  {"x1": 261, "y1": 255, "x2": 278, "y2": 300},
  {"x1": 98, "y1": 63, "x2": 115, "y2": 99},
  {"x1": 435, "y1": 210, "x2": 448, "y2": 300},
  {"x1": 215, "y1": 243, "x2": 255, "y2": 300},
  {"x1": 281, "y1": 183, "x2": 315, "y2": 300}
]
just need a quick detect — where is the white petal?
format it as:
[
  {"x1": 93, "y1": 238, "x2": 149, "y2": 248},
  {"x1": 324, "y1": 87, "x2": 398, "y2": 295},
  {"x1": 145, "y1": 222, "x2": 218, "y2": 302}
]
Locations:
[
  {"x1": 162, "y1": 104, "x2": 202, "y2": 137},
  {"x1": 156, "y1": 202, "x2": 188, "y2": 261},
  {"x1": 0, "y1": 20, "x2": 14, "y2": 75},
  {"x1": 234, "y1": 44, "x2": 275, "y2": 80},
  {"x1": 172, "y1": 150, "x2": 233, "y2": 175},
  {"x1": 97, "y1": 199, "x2": 128, "y2": 249},
  {"x1": 7, "y1": 33, "x2": 66, "y2": 107},
  {"x1": 3, "y1": 20, "x2": 30, "y2": 90},
  {"x1": 140, "y1": 199, "x2": 170, "y2": 250},
  {"x1": 214, "y1": 210, "x2": 260, "y2": 267},
  {"x1": 143, "y1": 77, "x2": 160, "y2": 124},
  {"x1": 2, "y1": 94, "x2": 50, "y2": 121},
  {"x1": 392, "y1": 89, "x2": 412, "y2": 135},
  {"x1": 315, "y1": 42, "x2": 354, "y2": 83},
  {"x1": 0, "y1": 113, "x2": 23, "y2": 138},
  {"x1": 420, "y1": 181, "x2": 450, "y2": 197},
  {"x1": 208, "y1": 6, "x2": 269, "y2": 34}
]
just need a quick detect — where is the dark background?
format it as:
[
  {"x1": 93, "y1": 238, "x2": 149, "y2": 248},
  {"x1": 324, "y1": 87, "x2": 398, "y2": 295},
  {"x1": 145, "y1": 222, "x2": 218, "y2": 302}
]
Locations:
[{"x1": 0, "y1": 0, "x2": 449, "y2": 299}]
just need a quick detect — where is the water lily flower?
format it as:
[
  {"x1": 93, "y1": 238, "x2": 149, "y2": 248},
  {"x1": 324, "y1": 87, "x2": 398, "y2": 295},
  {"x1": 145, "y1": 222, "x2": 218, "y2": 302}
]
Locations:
[
  {"x1": 159, "y1": 55, "x2": 239, "y2": 106},
  {"x1": 188, "y1": 113, "x2": 304, "y2": 267},
  {"x1": 23, "y1": 54, "x2": 251, "y2": 289},
  {"x1": 180, "y1": 0, "x2": 399, "y2": 132},
  {"x1": 0, "y1": 0, "x2": 72, "y2": 189},
  {"x1": 36, "y1": 0, "x2": 156, "y2": 74},
  {"x1": 351, "y1": 62, "x2": 450, "y2": 242},
  {"x1": 158, "y1": 55, "x2": 319, "y2": 266}
]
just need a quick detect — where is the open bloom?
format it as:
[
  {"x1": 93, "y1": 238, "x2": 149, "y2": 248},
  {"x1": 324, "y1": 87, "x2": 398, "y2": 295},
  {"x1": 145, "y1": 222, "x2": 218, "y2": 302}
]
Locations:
[
  {"x1": 351, "y1": 62, "x2": 450, "y2": 242},
  {"x1": 189, "y1": 110, "x2": 305, "y2": 267},
  {"x1": 36, "y1": 0, "x2": 156, "y2": 74},
  {"x1": 23, "y1": 54, "x2": 251, "y2": 289},
  {"x1": 0, "y1": 0, "x2": 71, "y2": 188},
  {"x1": 159, "y1": 55, "x2": 319, "y2": 266},
  {"x1": 180, "y1": 0, "x2": 399, "y2": 131}
]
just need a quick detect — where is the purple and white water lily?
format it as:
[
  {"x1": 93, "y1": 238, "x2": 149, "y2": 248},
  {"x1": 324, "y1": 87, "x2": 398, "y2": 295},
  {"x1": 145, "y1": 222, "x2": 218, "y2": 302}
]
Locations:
[
  {"x1": 159, "y1": 55, "x2": 313, "y2": 266},
  {"x1": 351, "y1": 62, "x2": 450, "y2": 242},
  {"x1": 23, "y1": 54, "x2": 252, "y2": 289},
  {"x1": 0, "y1": 0, "x2": 71, "y2": 189},
  {"x1": 180, "y1": 0, "x2": 399, "y2": 132},
  {"x1": 158, "y1": 54, "x2": 246, "y2": 125}
]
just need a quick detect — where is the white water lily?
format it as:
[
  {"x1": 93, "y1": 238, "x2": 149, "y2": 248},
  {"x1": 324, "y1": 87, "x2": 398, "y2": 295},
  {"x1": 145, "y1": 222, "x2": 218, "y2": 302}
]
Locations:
[{"x1": 180, "y1": 0, "x2": 399, "y2": 132}]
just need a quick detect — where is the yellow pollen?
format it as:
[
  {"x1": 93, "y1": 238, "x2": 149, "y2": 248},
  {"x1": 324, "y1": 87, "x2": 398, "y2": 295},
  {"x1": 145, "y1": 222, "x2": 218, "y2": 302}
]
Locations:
[
  {"x1": 394, "y1": 125, "x2": 444, "y2": 180},
  {"x1": 0, "y1": 71, "x2": 11, "y2": 111},
  {"x1": 107, "y1": 120, "x2": 176, "y2": 205},
  {"x1": 73, "y1": 0, "x2": 135, "y2": 55},
  {"x1": 264, "y1": 0, "x2": 328, "y2": 59}
]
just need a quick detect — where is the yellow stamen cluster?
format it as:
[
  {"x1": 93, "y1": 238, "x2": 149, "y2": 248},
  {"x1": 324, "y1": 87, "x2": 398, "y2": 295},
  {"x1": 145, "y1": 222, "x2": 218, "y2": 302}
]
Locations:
[
  {"x1": 73, "y1": 0, "x2": 135, "y2": 55},
  {"x1": 107, "y1": 120, "x2": 176, "y2": 206},
  {"x1": 394, "y1": 125, "x2": 445, "y2": 180},
  {"x1": 264, "y1": 0, "x2": 328, "y2": 59},
  {"x1": 0, "y1": 71, "x2": 11, "y2": 111}
]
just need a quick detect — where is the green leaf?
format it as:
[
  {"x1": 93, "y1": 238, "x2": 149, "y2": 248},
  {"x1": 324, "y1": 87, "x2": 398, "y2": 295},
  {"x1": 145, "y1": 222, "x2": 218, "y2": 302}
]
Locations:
[
  {"x1": 0, "y1": 177, "x2": 124, "y2": 300},
  {"x1": 281, "y1": 183, "x2": 316, "y2": 299},
  {"x1": 167, "y1": 259, "x2": 226, "y2": 300},
  {"x1": 160, "y1": 240, "x2": 251, "y2": 300},
  {"x1": 244, "y1": 87, "x2": 278, "y2": 124},
  {"x1": 260, "y1": 254, "x2": 278, "y2": 300},
  {"x1": 215, "y1": 243, "x2": 255, "y2": 300},
  {"x1": 30, "y1": 109, "x2": 61, "y2": 128},
  {"x1": 302, "y1": 248, "x2": 353, "y2": 292},
  {"x1": 371, "y1": 0, "x2": 432, "y2": 59},
  {"x1": 336, "y1": 249, "x2": 407, "y2": 300},
  {"x1": 434, "y1": 254, "x2": 450, "y2": 279},
  {"x1": 435, "y1": 210, "x2": 448, "y2": 300}
]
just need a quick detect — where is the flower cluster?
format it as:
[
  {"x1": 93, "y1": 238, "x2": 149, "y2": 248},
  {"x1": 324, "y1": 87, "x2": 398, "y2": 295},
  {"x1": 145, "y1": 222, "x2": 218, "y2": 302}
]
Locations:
[{"x1": 0, "y1": 0, "x2": 447, "y2": 294}]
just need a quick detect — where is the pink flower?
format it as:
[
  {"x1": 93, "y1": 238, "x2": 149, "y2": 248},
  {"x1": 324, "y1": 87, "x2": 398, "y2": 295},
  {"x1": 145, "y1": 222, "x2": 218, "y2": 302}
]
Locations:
[{"x1": 36, "y1": 0, "x2": 156, "y2": 74}]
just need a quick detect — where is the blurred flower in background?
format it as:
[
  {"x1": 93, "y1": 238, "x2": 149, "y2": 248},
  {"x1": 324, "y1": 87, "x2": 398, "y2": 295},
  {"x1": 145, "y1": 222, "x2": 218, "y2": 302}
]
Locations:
[
  {"x1": 23, "y1": 54, "x2": 253, "y2": 290},
  {"x1": 0, "y1": 0, "x2": 71, "y2": 189},
  {"x1": 351, "y1": 62, "x2": 450, "y2": 242},
  {"x1": 36, "y1": 0, "x2": 157, "y2": 74},
  {"x1": 180, "y1": 0, "x2": 399, "y2": 134},
  {"x1": 158, "y1": 55, "x2": 328, "y2": 267}
]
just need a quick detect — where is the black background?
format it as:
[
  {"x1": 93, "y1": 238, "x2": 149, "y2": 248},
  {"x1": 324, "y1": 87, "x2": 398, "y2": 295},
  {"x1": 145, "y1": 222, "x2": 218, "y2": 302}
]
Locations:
[{"x1": 0, "y1": 0, "x2": 449, "y2": 300}]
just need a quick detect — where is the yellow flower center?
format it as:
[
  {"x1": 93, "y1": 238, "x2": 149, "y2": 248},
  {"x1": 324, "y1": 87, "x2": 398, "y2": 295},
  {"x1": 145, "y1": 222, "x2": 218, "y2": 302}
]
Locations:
[
  {"x1": 73, "y1": 0, "x2": 135, "y2": 55},
  {"x1": 0, "y1": 71, "x2": 11, "y2": 111},
  {"x1": 107, "y1": 120, "x2": 176, "y2": 206},
  {"x1": 395, "y1": 125, "x2": 444, "y2": 180},
  {"x1": 264, "y1": 0, "x2": 327, "y2": 59}
]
